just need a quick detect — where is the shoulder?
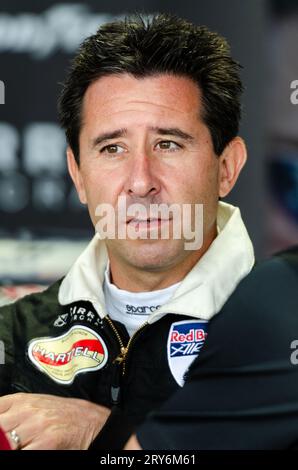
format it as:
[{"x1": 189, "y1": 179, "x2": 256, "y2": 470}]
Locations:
[
  {"x1": 218, "y1": 245, "x2": 297, "y2": 325},
  {"x1": 0, "y1": 279, "x2": 62, "y2": 347},
  {"x1": 190, "y1": 246, "x2": 298, "y2": 371},
  {"x1": 243, "y1": 244, "x2": 297, "y2": 291},
  {"x1": 13, "y1": 279, "x2": 62, "y2": 313}
]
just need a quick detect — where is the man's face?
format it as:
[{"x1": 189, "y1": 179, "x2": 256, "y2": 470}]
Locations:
[{"x1": 69, "y1": 73, "x2": 230, "y2": 271}]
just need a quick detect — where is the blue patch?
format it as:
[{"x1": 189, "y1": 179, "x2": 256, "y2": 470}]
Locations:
[{"x1": 170, "y1": 321, "x2": 208, "y2": 357}]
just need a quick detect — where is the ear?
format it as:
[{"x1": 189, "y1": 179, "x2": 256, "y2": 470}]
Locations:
[
  {"x1": 66, "y1": 147, "x2": 87, "y2": 204},
  {"x1": 218, "y1": 137, "x2": 247, "y2": 198}
]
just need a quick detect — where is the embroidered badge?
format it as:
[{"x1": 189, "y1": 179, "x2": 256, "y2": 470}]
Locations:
[
  {"x1": 54, "y1": 314, "x2": 69, "y2": 327},
  {"x1": 167, "y1": 320, "x2": 208, "y2": 386},
  {"x1": 28, "y1": 325, "x2": 108, "y2": 385},
  {"x1": 53, "y1": 304, "x2": 102, "y2": 328}
]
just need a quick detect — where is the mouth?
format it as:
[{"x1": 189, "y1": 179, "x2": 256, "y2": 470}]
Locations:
[{"x1": 126, "y1": 218, "x2": 171, "y2": 229}]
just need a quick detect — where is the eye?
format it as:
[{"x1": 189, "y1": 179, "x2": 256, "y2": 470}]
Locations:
[
  {"x1": 100, "y1": 144, "x2": 126, "y2": 154},
  {"x1": 156, "y1": 141, "x2": 181, "y2": 151}
]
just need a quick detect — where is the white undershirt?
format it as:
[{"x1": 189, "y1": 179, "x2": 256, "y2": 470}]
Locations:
[{"x1": 103, "y1": 263, "x2": 181, "y2": 337}]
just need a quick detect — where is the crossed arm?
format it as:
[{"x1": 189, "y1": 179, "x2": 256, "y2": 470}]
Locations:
[{"x1": 0, "y1": 392, "x2": 142, "y2": 450}]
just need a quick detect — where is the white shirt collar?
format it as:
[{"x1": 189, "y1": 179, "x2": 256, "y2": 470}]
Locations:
[
  {"x1": 103, "y1": 261, "x2": 181, "y2": 336},
  {"x1": 58, "y1": 201, "x2": 254, "y2": 323}
]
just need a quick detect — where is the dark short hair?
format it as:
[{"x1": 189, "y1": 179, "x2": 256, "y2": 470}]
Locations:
[{"x1": 58, "y1": 13, "x2": 243, "y2": 163}]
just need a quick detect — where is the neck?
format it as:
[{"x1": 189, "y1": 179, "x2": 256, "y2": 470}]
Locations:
[{"x1": 107, "y1": 226, "x2": 217, "y2": 292}]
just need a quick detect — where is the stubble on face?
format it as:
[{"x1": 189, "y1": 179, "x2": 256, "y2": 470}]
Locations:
[{"x1": 77, "y1": 73, "x2": 220, "y2": 290}]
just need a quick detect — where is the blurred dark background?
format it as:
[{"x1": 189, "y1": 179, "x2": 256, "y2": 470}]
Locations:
[{"x1": 0, "y1": 0, "x2": 297, "y2": 291}]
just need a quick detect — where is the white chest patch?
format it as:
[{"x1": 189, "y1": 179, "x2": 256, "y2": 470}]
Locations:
[{"x1": 167, "y1": 319, "x2": 208, "y2": 387}]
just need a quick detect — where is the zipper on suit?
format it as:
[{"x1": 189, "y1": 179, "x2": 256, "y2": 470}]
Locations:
[
  {"x1": 11, "y1": 383, "x2": 30, "y2": 393},
  {"x1": 104, "y1": 315, "x2": 148, "y2": 405}
]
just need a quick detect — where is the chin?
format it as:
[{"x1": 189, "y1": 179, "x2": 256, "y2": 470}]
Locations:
[{"x1": 123, "y1": 239, "x2": 184, "y2": 271}]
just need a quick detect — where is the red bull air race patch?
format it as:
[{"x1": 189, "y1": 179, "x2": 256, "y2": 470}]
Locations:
[{"x1": 167, "y1": 320, "x2": 208, "y2": 386}]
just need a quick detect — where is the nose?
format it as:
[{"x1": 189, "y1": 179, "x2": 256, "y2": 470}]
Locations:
[{"x1": 124, "y1": 152, "x2": 161, "y2": 198}]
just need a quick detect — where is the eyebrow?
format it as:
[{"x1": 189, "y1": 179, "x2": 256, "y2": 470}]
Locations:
[
  {"x1": 91, "y1": 126, "x2": 194, "y2": 149},
  {"x1": 150, "y1": 127, "x2": 194, "y2": 141},
  {"x1": 91, "y1": 128, "x2": 127, "y2": 148}
]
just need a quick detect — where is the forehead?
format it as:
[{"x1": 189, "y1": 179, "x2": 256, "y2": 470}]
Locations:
[{"x1": 81, "y1": 73, "x2": 202, "y2": 127}]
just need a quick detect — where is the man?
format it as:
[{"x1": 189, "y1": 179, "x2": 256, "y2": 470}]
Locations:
[
  {"x1": 0, "y1": 13, "x2": 254, "y2": 450},
  {"x1": 126, "y1": 246, "x2": 298, "y2": 450}
]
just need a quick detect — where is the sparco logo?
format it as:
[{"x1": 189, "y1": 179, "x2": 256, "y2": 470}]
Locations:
[
  {"x1": 126, "y1": 304, "x2": 161, "y2": 315},
  {"x1": 0, "y1": 4, "x2": 124, "y2": 58}
]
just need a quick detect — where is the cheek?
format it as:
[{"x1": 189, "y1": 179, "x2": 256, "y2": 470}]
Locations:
[
  {"x1": 171, "y1": 155, "x2": 219, "y2": 203},
  {"x1": 82, "y1": 167, "x2": 123, "y2": 209}
]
